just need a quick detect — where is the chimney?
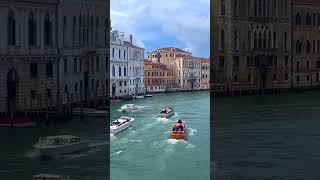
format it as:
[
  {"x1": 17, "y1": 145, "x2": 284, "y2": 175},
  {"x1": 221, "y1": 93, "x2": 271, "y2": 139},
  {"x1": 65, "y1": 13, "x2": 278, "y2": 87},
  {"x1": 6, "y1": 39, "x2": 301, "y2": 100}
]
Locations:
[
  {"x1": 119, "y1": 32, "x2": 124, "y2": 45},
  {"x1": 129, "y1": 35, "x2": 133, "y2": 45}
]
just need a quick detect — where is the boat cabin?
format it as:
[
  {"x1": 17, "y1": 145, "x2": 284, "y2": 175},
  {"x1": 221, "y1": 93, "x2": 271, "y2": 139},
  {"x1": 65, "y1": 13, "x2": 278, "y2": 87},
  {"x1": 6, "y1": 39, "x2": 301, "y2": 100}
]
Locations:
[{"x1": 38, "y1": 135, "x2": 81, "y2": 146}]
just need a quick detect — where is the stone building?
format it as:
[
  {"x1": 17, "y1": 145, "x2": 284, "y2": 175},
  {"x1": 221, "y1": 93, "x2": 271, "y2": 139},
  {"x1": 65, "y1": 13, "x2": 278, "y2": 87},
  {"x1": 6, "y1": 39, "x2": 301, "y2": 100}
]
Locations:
[
  {"x1": 148, "y1": 47, "x2": 191, "y2": 89},
  {"x1": 175, "y1": 55, "x2": 202, "y2": 91},
  {"x1": 291, "y1": 0, "x2": 320, "y2": 88},
  {"x1": 200, "y1": 58, "x2": 210, "y2": 90},
  {"x1": 110, "y1": 30, "x2": 144, "y2": 98},
  {"x1": 0, "y1": 0, "x2": 60, "y2": 116},
  {"x1": 58, "y1": 0, "x2": 109, "y2": 107},
  {"x1": 212, "y1": 0, "x2": 292, "y2": 93},
  {"x1": 144, "y1": 60, "x2": 174, "y2": 92}
]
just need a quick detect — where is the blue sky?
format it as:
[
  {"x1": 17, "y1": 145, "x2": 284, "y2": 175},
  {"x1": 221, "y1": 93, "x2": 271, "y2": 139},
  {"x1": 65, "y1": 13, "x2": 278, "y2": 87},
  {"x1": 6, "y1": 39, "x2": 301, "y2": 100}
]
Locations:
[{"x1": 110, "y1": 0, "x2": 210, "y2": 58}]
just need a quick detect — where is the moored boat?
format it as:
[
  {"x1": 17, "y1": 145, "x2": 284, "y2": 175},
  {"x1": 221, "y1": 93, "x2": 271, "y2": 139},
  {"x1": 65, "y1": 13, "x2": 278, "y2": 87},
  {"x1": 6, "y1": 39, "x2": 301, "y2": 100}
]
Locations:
[
  {"x1": 145, "y1": 94, "x2": 153, "y2": 98},
  {"x1": 120, "y1": 104, "x2": 138, "y2": 112},
  {"x1": 33, "y1": 135, "x2": 90, "y2": 156},
  {"x1": 158, "y1": 107, "x2": 174, "y2": 118},
  {"x1": 110, "y1": 116, "x2": 134, "y2": 134},
  {"x1": 134, "y1": 95, "x2": 145, "y2": 99},
  {"x1": 33, "y1": 174, "x2": 73, "y2": 180},
  {"x1": 73, "y1": 108, "x2": 107, "y2": 117},
  {"x1": 0, "y1": 117, "x2": 36, "y2": 127},
  {"x1": 170, "y1": 120, "x2": 187, "y2": 140}
]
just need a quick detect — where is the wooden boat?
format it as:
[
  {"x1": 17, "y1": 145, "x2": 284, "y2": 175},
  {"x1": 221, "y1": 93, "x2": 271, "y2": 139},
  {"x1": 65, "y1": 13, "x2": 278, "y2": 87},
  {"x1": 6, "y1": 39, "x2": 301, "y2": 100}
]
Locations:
[
  {"x1": 170, "y1": 120, "x2": 187, "y2": 140},
  {"x1": 0, "y1": 117, "x2": 36, "y2": 127},
  {"x1": 33, "y1": 135, "x2": 89, "y2": 156},
  {"x1": 158, "y1": 107, "x2": 174, "y2": 118}
]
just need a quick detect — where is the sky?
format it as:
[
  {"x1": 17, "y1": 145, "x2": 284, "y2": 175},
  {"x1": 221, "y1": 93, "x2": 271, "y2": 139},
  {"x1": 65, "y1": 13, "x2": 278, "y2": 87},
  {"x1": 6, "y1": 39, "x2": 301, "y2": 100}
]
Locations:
[{"x1": 110, "y1": 0, "x2": 210, "y2": 58}]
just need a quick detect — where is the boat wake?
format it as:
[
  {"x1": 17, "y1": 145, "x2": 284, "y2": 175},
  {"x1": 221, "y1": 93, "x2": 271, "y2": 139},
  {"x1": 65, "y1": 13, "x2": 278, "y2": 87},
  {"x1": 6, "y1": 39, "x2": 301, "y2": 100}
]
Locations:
[
  {"x1": 110, "y1": 150, "x2": 123, "y2": 157},
  {"x1": 152, "y1": 139, "x2": 197, "y2": 153},
  {"x1": 110, "y1": 133, "x2": 117, "y2": 141},
  {"x1": 188, "y1": 128, "x2": 198, "y2": 136},
  {"x1": 129, "y1": 139, "x2": 142, "y2": 143},
  {"x1": 156, "y1": 117, "x2": 169, "y2": 123},
  {"x1": 25, "y1": 149, "x2": 40, "y2": 158}
]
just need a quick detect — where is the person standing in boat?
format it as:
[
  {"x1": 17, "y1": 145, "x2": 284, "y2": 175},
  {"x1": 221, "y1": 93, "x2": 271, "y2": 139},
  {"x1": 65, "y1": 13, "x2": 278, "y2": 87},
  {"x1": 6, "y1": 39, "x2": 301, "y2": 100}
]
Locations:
[{"x1": 177, "y1": 120, "x2": 184, "y2": 131}]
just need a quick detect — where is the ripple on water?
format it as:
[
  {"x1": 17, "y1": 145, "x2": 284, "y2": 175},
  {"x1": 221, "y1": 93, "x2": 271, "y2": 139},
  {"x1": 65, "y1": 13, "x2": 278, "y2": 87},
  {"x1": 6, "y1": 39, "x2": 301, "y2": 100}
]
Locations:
[{"x1": 188, "y1": 128, "x2": 198, "y2": 136}]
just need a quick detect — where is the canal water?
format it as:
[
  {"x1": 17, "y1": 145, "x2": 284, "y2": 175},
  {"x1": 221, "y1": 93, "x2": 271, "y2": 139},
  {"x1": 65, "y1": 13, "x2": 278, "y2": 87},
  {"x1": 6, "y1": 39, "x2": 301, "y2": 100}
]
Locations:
[
  {"x1": 110, "y1": 91, "x2": 210, "y2": 180},
  {"x1": 213, "y1": 91, "x2": 320, "y2": 180},
  {"x1": 0, "y1": 116, "x2": 107, "y2": 179}
]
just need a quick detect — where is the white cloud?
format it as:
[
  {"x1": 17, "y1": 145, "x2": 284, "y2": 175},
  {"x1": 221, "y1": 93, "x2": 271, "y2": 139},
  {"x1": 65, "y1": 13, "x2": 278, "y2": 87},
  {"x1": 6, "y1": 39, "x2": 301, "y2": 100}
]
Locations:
[{"x1": 111, "y1": 0, "x2": 210, "y2": 57}]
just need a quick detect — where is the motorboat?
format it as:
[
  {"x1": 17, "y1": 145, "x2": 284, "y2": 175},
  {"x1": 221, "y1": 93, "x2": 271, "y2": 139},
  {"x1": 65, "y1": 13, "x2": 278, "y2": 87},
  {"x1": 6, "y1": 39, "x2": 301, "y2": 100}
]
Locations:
[
  {"x1": 120, "y1": 104, "x2": 138, "y2": 112},
  {"x1": 33, "y1": 174, "x2": 73, "y2": 180},
  {"x1": 134, "y1": 95, "x2": 145, "y2": 99},
  {"x1": 33, "y1": 135, "x2": 90, "y2": 156},
  {"x1": 170, "y1": 120, "x2": 187, "y2": 140},
  {"x1": 73, "y1": 108, "x2": 107, "y2": 117},
  {"x1": 158, "y1": 107, "x2": 174, "y2": 118},
  {"x1": 110, "y1": 116, "x2": 134, "y2": 134},
  {"x1": 145, "y1": 94, "x2": 153, "y2": 98},
  {"x1": 0, "y1": 117, "x2": 36, "y2": 127}
]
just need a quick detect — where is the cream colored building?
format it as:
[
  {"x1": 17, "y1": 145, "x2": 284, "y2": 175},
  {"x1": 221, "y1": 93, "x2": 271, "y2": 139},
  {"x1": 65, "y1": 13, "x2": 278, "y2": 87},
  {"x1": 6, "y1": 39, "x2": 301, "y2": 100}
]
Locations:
[
  {"x1": 175, "y1": 55, "x2": 202, "y2": 91},
  {"x1": 200, "y1": 58, "x2": 210, "y2": 90}
]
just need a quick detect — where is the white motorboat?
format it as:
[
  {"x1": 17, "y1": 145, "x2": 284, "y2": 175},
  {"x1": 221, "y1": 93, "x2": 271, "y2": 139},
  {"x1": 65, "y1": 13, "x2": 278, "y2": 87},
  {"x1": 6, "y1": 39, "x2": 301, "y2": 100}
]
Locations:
[
  {"x1": 73, "y1": 108, "x2": 107, "y2": 117},
  {"x1": 33, "y1": 135, "x2": 90, "y2": 156},
  {"x1": 33, "y1": 174, "x2": 73, "y2": 180},
  {"x1": 134, "y1": 95, "x2": 144, "y2": 99},
  {"x1": 158, "y1": 107, "x2": 174, "y2": 118},
  {"x1": 145, "y1": 94, "x2": 153, "y2": 98},
  {"x1": 120, "y1": 104, "x2": 138, "y2": 112},
  {"x1": 110, "y1": 116, "x2": 134, "y2": 134}
]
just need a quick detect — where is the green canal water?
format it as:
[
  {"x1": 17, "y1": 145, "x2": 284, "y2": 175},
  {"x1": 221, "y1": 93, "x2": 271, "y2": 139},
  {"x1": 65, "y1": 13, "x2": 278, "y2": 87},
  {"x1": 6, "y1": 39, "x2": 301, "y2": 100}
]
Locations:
[
  {"x1": 213, "y1": 91, "x2": 320, "y2": 180},
  {"x1": 0, "y1": 117, "x2": 107, "y2": 179},
  {"x1": 110, "y1": 91, "x2": 210, "y2": 180}
]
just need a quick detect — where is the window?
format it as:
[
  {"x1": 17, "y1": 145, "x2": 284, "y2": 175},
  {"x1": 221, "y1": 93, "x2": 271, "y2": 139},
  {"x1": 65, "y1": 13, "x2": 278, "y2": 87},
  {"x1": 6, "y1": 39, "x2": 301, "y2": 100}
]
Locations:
[
  {"x1": 248, "y1": 74, "x2": 251, "y2": 82},
  {"x1": 254, "y1": 32, "x2": 257, "y2": 48},
  {"x1": 8, "y1": 10, "x2": 15, "y2": 46},
  {"x1": 318, "y1": 40, "x2": 320, "y2": 53},
  {"x1": 112, "y1": 48, "x2": 115, "y2": 58},
  {"x1": 234, "y1": 31, "x2": 239, "y2": 51},
  {"x1": 296, "y1": 40, "x2": 301, "y2": 54},
  {"x1": 306, "y1": 13, "x2": 311, "y2": 26},
  {"x1": 317, "y1": 61, "x2": 320, "y2": 68},
  {"x1": 44, "y1": 14, "x2": 52, "y2": 46},
  {"x1": 234, "y1": 0, "x2": 239, "y2": 17},
  {"x1": 63, "y1": 16, "x2": 66, "y2": 46},
  {"x1": 30, "y1": 62, "x2": 38, "y2": 78},
  {"x1": 124, "y1": 50, "x2": 126, "y2": 59},
  {"x1": 220, "y1": 30, "x2": 225, "y2": 51},
  {"x1": 124, "y1": 81, "x2": 127, "y2": 86},
  {"x1": 119, "y1": 49, "x2": 121, "y2": 59},
  {"x1": 233, "y1": 56, "x2": 239, "y2": 67},
  {"x1": 307, "y1": 40, "x2": 311, "y2": 54},
  {"x1": 307, "y1": 61, "x2": 310, "y2": 70},
  {"x1": 273, "y1": 32, "x2": 276, "y2": 48},
  {"x1": 96, "y1": 56, "x2": 99, "y2": 71},
  {"x1": 96, "y1": 17, "x2": 99, "y2": 42},
  {"x1": 284, "y1": 32, "x2": 287, "y2": 51},
  {"x1": 313, "y1": 40, "x2": 316, "y2": 53},
  {"x1": 297, "y1": 61, "x2": 300, "y2": 71},
  {"x1": 317, "y1": 73, "x2": 319, "y2": 82},
  {"x1": 296, "y1": 75, "x2": 300, "y2": 82},
  {"x1": 64, "y1": 59, "x2": 68, "y2": 73},
  {"x1": 233, "y1": 75, "x2": 238, "y2": 82},
  {"x1": 112, "y1": 65, "x2": 115, "y2": 76},
  {"x1": 273, "y1": 56, "x2": 277, "y2": 67},
  {"x1": 105, "y1": 18, "x2": 108, "y2": 45},
  {"x1": 259, "y1": 32, "x2": 262, "y2": 48},
  {"x1": 28, "y1": 12, "x2": 36, "y2": 46},
  {"x1": 73, "y1": 16, "x2": 76, "y2": 46},
  {"x1": 273, "y1": 74, "x2": 277, "y2": 81},
  {"x1": 268, "y1": 32, "x2": 271, "y2": 48},
  {"x1": 285, "y1": 73, "x2": 288, "y2": 81},
  {"x1": 124, "y1": 66, "x2": 127, "y2": 76},
  {"x1": 46, "y1": 62, "x2": 53, "y2": 77},
  {"x1": 296, "y1": 12, "x2": 301, "y2": 25},
  {"x1": 307, "y1": 75, "x2": 310, "y2": 81},
  {"x1": 119, "y1": 66, "x2": 122, "y2": 76},
  {"x1": 73, "y1": 58, "x2": 77, "y2": 73},
  {"x1": 31, "y1": 90, "x2": 36, "y2": 99},
  {"x1": 313, "y1": 14, "x2": 316, "y2": 25},
  {"x1": 285, "y1": 56, "x2": 288, "y2": 67},
  {"x1": 220, "y1": 57, "x2": 225, "y2": 68},
  {"x1": 263, "y1": 32, "x2": 267, "y2": 49},
  {"x1": 79, "y1": 15, "x2": 82, "y2": 44},
  {"x1": 221, "y1": 0, "x2": 225, "y2": 15}
]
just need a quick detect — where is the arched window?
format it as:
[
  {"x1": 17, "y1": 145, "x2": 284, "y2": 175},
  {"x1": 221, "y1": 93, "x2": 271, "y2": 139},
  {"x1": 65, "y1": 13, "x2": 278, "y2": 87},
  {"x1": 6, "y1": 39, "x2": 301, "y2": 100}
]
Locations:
[
  {"x1": 263, "y1": 32, "x2": 267, "y2": 49},
  {"x1": 119, "y1": 66, "x2": 122, "y2": 76},
  {"x1": 306, "y1": 13, "x2": 311, "y2": 26},
  {"x1": 119, "y1": 49, "x2": 121, "y2": 59},
  {"x1": 64, "y1": 85, "x2": 68, "y2": 94},
  {"x1": 112, "y1": 48, "x2": 114, "y2": 58},
  {"x1": 284, "y1": 32, "x2": 287, "y2": 51},
  {"x1": 63, "y1": 16, "x2": 66, "y2": 46},
  {"x1": 254, "y1": 32, "x2": 257, "y2": 48},
  {"x1": 263, "y1": 0, "x2": 266, "y2": 17},
  {"x1": 268, "y1": 32, "x2": 271, "y2": 48},
  {"x1": 306, "y1": 40, "x2": 311, "y2": 53},
  {"x1": 248, "y1": 31, "x2": 251, "y2": 50},
  {"x1": 220, "y1": 30, "x2": 225, "y2": 51},
  {"x1": 273, "y1": 32, "x2": 276, "y2": 48},
  {"x1": 296, "y1": 40, "x2": 300, "y2": 54},
  {"x1": 124, "y1": 66, "x2": 127, "y2": 76},
  {"x1": 221, "y1": 0, "x2": 225, "y2": 15},
  {"x1": 112, "y1": 65, "x2": 115, "y2": 76},
  {"x1": 233, "y1": 74, "x2": 238, "y2": 82},
  {"x1": 73, "y1": 16, "x2": 76, "y2": 46},
  {"x1": 44, "y1": 14, "x2": 52, "y2": 46},
  {"x1": 234, "y1": 30, "x2": 239, "y2": 51},
  {"x1": 28, "y1": 12, "x2": 36, "y2": 46},
  {"x1": 234, "y1": 0, "x2": 239, "y2": 17},
  {"x1": 313, "y1": 13, "x2": 316, "y2": 25},
  {"x1": 258, "y1": 32, "x2": 262, "y2": 48},
  {"x1": 124, "y1": 50, "x2": 126, "y2": 59},
  {"x1": 8, "y1": 10, "x2": 15, "y2": 46}
]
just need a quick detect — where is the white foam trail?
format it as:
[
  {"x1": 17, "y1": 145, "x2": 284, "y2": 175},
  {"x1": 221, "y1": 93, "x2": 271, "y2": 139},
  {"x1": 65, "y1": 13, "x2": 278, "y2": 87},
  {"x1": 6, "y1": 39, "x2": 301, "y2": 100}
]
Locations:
[
  {"x1": 156, "y1": 117, "x2": 169, "y2": 123},
  {"x1": 129, "y1": 139, "x2": 142, "y2": 143},
  {"x1": 173, "y1": 112, "x2": 179, "y2": 117},
  {"x1": 188, "y1": 128, "x2": 198, "y2": 136},
  {"x1": 25, "y1": 149, "x2": 40, "y2": 158},
  {"x1": 110, "y1": 133, "x2": 117, "y2": 141}
]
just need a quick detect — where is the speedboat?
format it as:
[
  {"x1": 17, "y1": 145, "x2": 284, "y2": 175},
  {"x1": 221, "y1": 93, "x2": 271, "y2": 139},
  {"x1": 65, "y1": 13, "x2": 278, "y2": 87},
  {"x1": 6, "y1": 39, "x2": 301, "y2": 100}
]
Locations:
[
  {"x1": 33, "y1": 174, "x2": 73, "y2": 180},
  {"x1": 73, "y1": 108, "x2": 107, "y2": 117},
  {"x1": 158, "y1": 107, "x2": 174, "y2": 118},
  {"x1": 120, "y1": 104, "x2": 138, "y2": 112},
  {"x1": 170, "y1": 120, "x2": 187, "y2": 140},
  {"x1": 33, "y1": 135, "x2": 89, "y2": 156},
  {"x1": 134, "y1": 95, "x2": 145, "y2": 99},
  {"x1": 145, "y1": 94, "x2": 153, "y2": 98},
  {"x1": 110, "y1": 116, "x2": 134, "y2": 134}
]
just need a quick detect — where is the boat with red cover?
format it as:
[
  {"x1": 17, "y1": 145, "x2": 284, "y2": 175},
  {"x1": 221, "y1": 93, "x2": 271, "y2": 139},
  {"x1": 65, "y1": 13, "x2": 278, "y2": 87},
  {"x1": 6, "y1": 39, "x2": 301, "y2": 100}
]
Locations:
[
  {"x1": 170, "y1": 120, "x2": 187, "y2": 140},
  {"x1": 0, "y1": 117, "x2": 36, "y2": 127}
]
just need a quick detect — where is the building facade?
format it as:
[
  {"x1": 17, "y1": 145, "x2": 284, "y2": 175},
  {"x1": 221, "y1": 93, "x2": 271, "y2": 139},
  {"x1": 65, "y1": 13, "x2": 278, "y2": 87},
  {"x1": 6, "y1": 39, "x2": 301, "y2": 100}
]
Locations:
[
  {"x1": 0, "y1": 0, "x2": 60, "y2": 116},
  {"x1": 292, "y1": 0, "x2": 320, "y2": 88},
  {"x1": 144, "y1": 60, "x2": 174, "y2": 92},
  {"x1": 212, "y1": 0, "x2": 292, "y2": 92},
  {"x1": 58, "y1": 0, "x2": 109, "y2": 107},
  {"x1": 175, "y1": 55, "x2": 202, "y2": 91},
  {"x1": 201, "y1": 58, "x2": 210, "y2": 90}
]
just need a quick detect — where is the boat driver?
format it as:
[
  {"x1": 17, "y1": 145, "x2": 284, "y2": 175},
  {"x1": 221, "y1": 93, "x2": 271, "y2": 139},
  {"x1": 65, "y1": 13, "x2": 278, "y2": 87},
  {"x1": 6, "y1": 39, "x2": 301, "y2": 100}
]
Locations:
[{"x1": 177, "y1": 120, "x2": 184, "y2": 131}]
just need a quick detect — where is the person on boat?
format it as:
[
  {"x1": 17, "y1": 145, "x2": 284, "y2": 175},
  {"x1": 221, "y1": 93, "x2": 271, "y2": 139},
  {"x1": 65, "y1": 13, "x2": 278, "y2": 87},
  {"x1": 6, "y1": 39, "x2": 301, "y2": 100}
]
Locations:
[{"x1": 177, "y1": 120, "x2": 184, "y2": 131}]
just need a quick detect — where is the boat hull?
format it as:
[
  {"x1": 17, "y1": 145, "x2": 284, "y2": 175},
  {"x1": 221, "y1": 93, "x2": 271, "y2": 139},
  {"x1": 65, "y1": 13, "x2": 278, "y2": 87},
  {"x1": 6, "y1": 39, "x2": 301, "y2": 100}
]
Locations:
[
  {"x1": 0, "y1": 122, "x2": 36, "y2": 127},
  {"x1": 34, "y1": 141, "x2": 90, "y2": 156},
  {"x1": 159, "y1": 112, "x2": 174, "y2": 118},
  {"x1": 170, "y1": 131, "x2": 187, "y2": 140},
  {"x1": 110, "y1": 121, "x2": 133, "y2": 134}
]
